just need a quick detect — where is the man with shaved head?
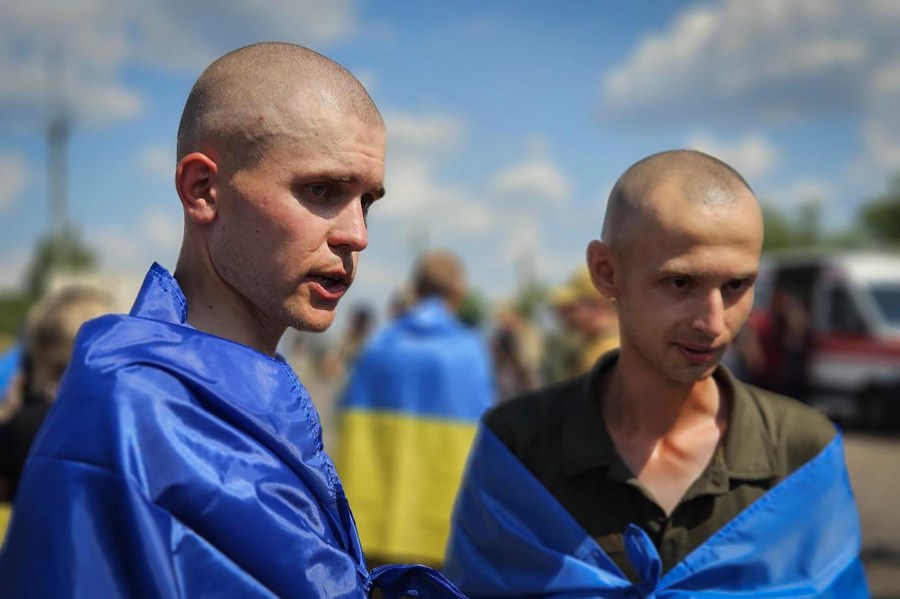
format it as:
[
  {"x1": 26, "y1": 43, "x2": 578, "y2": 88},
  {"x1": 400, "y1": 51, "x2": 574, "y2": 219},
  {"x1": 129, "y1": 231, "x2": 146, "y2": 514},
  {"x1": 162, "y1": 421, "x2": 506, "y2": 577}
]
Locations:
[
  {"x1": 0, "y1": 43, "x2": 463, "y2": 598},
  {"x1": 446, "y1": 150, "x2": 867, "y2": 596}
]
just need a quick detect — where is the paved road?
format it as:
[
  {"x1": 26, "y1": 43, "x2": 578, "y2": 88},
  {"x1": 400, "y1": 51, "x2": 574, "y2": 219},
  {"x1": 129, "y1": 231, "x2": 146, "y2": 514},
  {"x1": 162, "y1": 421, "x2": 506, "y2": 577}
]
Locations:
[{"x1": 845, "y1": 432, "x2": 900, "y2": 598}]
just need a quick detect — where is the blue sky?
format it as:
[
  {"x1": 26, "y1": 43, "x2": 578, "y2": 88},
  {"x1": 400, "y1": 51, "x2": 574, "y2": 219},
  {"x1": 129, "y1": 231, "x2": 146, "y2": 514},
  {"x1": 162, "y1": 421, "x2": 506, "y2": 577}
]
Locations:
[{"x1": 2, "y1": 0, "x2": 899, "y2": 326}]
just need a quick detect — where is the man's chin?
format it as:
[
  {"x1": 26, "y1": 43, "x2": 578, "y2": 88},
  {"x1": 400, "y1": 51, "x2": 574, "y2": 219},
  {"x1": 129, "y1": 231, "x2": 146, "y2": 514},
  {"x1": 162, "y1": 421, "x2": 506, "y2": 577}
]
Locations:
[
  {"x1": 683, "y1": 363, "x2": 719, "y2": 383},
  {"x1": 290, "y1": 309, "x2": 336, "y2": 333}
]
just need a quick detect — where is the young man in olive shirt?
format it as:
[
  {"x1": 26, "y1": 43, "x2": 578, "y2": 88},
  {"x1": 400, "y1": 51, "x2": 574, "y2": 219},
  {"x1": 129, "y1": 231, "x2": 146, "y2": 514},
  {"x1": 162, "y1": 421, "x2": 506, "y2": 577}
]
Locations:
[{"x1": 445, "y1": 150, "x2": 867, "y2": 597}]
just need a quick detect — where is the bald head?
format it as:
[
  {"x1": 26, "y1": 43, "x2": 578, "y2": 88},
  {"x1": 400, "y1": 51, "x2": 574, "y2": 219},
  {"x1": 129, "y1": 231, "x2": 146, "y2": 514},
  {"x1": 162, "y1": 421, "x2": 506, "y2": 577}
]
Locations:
[
  {"x1": 176, "y1": 42, "x2": 383, "y2": 169},
  {"x1": 601, "y1": 150, "x2": 755, "y2": 253}
]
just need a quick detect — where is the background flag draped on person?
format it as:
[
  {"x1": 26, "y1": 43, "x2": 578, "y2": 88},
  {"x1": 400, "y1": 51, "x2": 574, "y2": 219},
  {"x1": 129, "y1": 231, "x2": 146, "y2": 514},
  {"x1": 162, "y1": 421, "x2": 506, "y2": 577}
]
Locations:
[{"x1": 336, "y1": 250, "x2": 495, "y2": 566}]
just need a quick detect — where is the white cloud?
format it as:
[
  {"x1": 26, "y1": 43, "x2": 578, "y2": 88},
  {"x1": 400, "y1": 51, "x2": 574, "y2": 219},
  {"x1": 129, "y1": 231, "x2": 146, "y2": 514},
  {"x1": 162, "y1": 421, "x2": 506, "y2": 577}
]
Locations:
[
  {"x1": 130, "y1": 0, "x2": 360, "y2": 70},
  {"x1": 90, "y1": 226, "x2": 140, "y2": 268},
  {"x1": 385, "y1": 112, "x2": 465, "y2": 156},
  {"x1": 600, "y1": 0, "x2": 900, "y2": 217},
  {"x1": 138, "y1": 145, "x2": 174, "y2": 182},
  {"x1": 862, "y1": 64, "x2": 900, "y2": 171},
  {"x1": 353, "y1": 115, "x2": 589, "y2": 313},
  {"x1": 0, "y1": 0, "x2": 362, "y2": 130},
  {"x1": 489, "y1": 152, "x2": 572, "y2": 206},
  {"x1": 141, "y1": 209, "x2": 182, "y2": 252},
  {"x1": 0, "y1": 152, "x2": 28, "y2": 215},
  {"x1": 686, "y1": 133, "x2": 780, "y2": 180},
  {"x1": 0, "y1": 249, "x2": 30, "y2": 292},
  {"x1": 0, "y1": 0, "x2": 141, "y2": 129},
  {"x1": 88, "y1": 208, "x2": 181, "y2": 275},
  {"x1": 600, "y1": 0, "x2": 900, "y2": 129},
  {"x1": 378, "y1": 112, "x2": 476, "y2": 222},
  {"x1": 759, "y1": 178, "x2": 833, "y2": 210}
]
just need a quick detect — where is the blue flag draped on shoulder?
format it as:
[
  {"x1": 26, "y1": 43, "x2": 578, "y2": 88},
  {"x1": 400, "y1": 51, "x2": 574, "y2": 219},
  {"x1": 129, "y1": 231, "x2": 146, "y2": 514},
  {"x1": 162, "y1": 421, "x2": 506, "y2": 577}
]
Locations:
[
  {"x1": 444, "y1": 426, "x2": 868, "y2": 598},
  {"x1": 0, "y1": 264, "x2": 465, "y2": 599}
]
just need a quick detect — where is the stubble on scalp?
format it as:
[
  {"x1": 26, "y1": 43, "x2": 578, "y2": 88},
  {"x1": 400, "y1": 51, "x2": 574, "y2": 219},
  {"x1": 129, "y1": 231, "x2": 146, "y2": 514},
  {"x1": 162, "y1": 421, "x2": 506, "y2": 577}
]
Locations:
[
  {"x1": 176, "y1": 42, "x2": 384, "y2": 172},
  {"x1": 601, "y1": 149, "x2": 756, "y2": 258}
]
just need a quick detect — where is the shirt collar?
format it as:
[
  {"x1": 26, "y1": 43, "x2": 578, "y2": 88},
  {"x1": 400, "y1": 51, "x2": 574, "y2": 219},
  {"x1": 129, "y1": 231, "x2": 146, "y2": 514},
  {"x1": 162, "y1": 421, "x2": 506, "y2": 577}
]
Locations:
[
  {"x1": 129, "y1": 262, "x2": 188, "y2": 325},
  {"x1": 560, "y1": 351, "x2": 621, "y2": 476},
  {"x1": 559, "y1": 352, "x2": 779, "y2": 483}
]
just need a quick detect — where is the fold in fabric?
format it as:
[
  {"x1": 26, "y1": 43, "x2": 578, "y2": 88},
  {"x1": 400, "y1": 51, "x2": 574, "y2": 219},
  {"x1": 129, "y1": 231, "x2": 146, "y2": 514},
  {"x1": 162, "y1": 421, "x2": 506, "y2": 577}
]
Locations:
[
  {"x1": 444, "y1": 426, "x2": 869, "y2": 598},
  {"x1": 0, "y1": 263, "x2": 464, "y2": 598}
]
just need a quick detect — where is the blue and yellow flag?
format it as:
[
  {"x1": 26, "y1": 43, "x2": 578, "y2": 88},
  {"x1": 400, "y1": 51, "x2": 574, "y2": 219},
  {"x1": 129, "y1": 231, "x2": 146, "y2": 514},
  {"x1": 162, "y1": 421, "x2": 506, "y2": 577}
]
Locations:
[
  {"x1": 337, "y1": 298, "x2": 494, "y2": 565},
  {"x1": 445, "y1": 426, "x2": 869, "y2": 598}
]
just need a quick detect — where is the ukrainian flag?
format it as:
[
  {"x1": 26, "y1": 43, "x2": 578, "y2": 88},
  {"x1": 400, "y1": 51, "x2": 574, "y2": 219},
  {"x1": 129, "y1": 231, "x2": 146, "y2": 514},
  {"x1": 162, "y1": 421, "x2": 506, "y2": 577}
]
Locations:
[
  {"x1": 335, "y1": 299, "x2": 494, "y2": 566},
  {"x1": 445, "y1": 426, "x2": 869, "y2": 597}
]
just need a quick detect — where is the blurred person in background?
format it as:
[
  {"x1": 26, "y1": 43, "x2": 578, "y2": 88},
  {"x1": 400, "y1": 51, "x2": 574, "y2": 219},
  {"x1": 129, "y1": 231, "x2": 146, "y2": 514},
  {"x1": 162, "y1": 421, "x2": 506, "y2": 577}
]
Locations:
[
  {"x1": 753, "y1": 289, "x2": 813, "y2": 402},
  {"x1": 336, "y1": 249, "x2": 494, "y2": 568},
  {"x1": 386, "y1": 286, "x2": 416, "y2": 321},
  {"x1": 544, "y1": 267, "x2": 619, "y2": 381},
  {"x1": 321, "y1": 303, "x2": 376, "y2": 382},
  {"x1": 0, "y1": 286, "x2": 113, "y2": 504},
  {"x1": 445, "y1": 150, "x2": 867, "y2": 596},
  {"x1": 491, "y1": 304, "x2": 541, "y2": 402},
  {"x1": 0, "y1": 42, "x2": 463, "y2": 598}
]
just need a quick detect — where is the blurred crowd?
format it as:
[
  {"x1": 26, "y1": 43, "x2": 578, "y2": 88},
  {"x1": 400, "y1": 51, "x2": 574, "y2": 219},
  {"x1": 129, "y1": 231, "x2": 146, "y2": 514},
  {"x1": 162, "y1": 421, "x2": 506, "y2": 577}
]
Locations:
[{"x1": 1, "y1": 248, "x2": 897, "y2": 564}]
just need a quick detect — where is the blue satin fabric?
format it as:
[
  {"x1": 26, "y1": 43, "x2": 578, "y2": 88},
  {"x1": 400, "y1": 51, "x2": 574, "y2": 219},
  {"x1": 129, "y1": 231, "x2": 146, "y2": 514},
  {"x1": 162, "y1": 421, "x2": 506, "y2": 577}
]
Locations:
[
  {"x1": 0, "y1": 344, "x2": 21, "y2": 398},
  {"x1": 444, "y1": 427, "x2": 869, "y2": 598},
  {"x1": 341, "y1": 298, "x2": 493, "y2": 421},
  {"x1": 0, "y1": 263, "x2": 464, "y2": 598}
]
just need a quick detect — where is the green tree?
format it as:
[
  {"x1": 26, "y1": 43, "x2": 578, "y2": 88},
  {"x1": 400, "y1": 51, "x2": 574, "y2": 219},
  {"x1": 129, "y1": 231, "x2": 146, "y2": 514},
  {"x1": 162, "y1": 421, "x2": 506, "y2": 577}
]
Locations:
[
  {"x1": 512, "y1": 280, "x2": 548, "y2": 321},
  {"x1": 457, "y1": 290, "x2": 488, "y2": 328},
  {"x1": 793, "y1": 201, "x2": 823, "y2": 247},
  {"x1": 761, "y1": 206, "x2": 797, "y2": 251},
  {"x1": 25, "y1": 228, "x2": 96, "y2": 297},
  {"x1": 859, "y1": 175, "x2": 900, "y2": 248},
  {"x1": 0, "y1": 293, "x2": 34, "y2": 340}
]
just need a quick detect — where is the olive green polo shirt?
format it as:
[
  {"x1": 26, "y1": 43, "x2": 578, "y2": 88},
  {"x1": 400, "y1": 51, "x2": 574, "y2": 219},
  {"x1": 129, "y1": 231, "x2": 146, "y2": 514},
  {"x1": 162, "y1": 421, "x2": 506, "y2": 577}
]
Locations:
[{"x1": 485, "y1": 351, "x2": 837, "y2": 581}]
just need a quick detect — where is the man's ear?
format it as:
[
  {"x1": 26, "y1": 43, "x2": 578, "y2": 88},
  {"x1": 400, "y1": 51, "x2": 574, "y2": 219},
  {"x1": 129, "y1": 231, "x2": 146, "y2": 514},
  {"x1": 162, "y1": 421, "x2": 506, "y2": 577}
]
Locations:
[
  {"x1": 175, "y1": 152, "x2": 219, "y2": 225},
  {"x1": 586, "y1": 239, "x2": 618, "y2": 301}
]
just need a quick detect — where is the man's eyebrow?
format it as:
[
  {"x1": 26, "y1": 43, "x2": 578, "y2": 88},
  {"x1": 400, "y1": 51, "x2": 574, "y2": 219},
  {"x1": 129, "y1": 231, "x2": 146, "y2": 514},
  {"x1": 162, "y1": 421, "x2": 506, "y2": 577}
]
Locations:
[
  {"x1": 659, "y1": 267, "x2": 696, "y2": 278},
  {"x1": 317, "y1": 174, "x2": 386, "y2": 199},
  {"x1": 658, "y1": 267, "x2": 757, "y2": 279}
]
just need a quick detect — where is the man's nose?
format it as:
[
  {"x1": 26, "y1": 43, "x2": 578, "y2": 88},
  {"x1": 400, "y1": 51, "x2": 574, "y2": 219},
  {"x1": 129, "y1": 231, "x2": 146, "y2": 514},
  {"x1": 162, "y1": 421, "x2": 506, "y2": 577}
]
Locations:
[
  {"x1": 329, "y1": 198, "x2": 368, "y2": 252},
  {"x1": 692, "y1": 290, "x2": 726, "y2": 338}
]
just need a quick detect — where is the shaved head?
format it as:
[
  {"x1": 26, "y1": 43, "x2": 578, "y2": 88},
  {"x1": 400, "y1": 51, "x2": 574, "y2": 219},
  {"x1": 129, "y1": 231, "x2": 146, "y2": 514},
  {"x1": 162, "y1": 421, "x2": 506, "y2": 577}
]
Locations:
[
  {"x1": 601, "y1": 150, "x2": 755, "y2": 254},
  {"x1": 176, "y1": 42, "x2": 383, "y2": 169}
]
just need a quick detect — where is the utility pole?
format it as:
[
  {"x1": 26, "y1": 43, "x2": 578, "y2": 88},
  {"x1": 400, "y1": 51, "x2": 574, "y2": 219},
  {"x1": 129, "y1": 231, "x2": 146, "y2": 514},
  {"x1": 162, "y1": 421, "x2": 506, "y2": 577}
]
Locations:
[{"x1": 47, "y1": 113, "x2": 69, "y2": 236}]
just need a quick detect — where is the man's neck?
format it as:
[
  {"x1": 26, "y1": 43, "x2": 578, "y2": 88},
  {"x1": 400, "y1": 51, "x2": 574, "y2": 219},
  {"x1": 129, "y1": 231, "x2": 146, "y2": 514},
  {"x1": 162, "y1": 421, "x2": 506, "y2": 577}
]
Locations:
[
  {"x1": 174, "y1": 253, "x2": 283, "y2": 356},
  {"x1": 602, "y1": 348, "x2": 725, "y2": 437},
  {"x1": 601, "y1": 351, "x2": 730, "y2": 515}
]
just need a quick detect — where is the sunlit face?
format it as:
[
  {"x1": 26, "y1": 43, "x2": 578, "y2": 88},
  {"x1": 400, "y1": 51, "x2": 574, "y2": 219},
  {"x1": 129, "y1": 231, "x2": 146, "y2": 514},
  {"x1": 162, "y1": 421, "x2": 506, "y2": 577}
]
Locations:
[
  {"x1": 207, "y1": 112, "x2": 386, "y2": 334},
  {"x1": 611, "y1": 183, "x2": 763, "y2": 386}
]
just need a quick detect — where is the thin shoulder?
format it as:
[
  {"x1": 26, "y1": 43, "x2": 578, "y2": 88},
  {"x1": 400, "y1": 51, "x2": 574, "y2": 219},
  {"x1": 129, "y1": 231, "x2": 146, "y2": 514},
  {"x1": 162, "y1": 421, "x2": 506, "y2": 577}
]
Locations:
[
  {"x1": 484, "y1": 374, "x2": 587, "y2": 456},
  {"x1": 748, "y1": 385, "x2": 838, "y2": 472}
]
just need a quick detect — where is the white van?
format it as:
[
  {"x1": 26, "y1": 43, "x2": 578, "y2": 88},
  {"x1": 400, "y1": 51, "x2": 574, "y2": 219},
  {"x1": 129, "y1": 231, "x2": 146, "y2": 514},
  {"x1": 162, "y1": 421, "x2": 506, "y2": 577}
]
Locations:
[{"x1": 747, "y1": 250, "x2": 900, "y2": 429}]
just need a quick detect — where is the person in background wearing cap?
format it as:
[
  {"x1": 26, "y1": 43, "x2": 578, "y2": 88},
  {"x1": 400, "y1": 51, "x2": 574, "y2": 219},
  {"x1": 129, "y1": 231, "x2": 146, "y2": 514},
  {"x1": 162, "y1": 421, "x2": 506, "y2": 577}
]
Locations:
[
  {"x1": 336, "y1": 249, "x2": 494, "y2": 570},
  {"x1": 445, "y1": 150, "x2": 867, "y2": 597},
  {"x1": 548, "y1": 268, "x2": 619, "y2": 381}
]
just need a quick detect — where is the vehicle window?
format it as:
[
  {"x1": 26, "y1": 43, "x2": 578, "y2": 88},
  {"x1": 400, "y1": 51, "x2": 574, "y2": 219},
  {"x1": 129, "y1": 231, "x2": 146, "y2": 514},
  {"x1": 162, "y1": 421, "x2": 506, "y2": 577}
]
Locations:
[
  {"x1": 828, "y1": 285, "x2": 867, "y2": 334},
  {"x1": 871, "y1": 284, "x2": 900, "y2": 327}
]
